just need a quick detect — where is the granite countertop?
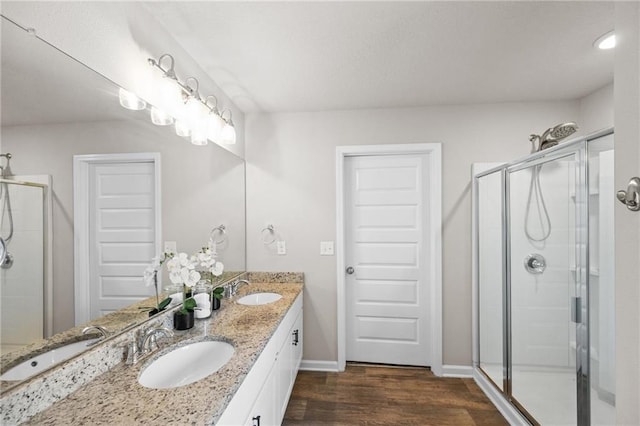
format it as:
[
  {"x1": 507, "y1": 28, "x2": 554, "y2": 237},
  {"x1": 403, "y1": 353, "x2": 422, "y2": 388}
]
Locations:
[{"x1": 23, "y1": 282, "x2": 303, "y2": 425}]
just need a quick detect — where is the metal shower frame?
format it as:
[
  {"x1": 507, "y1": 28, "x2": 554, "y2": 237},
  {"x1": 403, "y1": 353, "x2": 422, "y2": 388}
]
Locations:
[{"x1": 472, "y1": 127, "x2": 614, "y2": 425}]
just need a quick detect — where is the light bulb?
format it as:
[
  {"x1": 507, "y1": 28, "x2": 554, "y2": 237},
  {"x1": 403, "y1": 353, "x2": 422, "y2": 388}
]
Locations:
[
  {"x1": 594, "y1": 31, "x2": 615, "y2": 50},
  {"x1": 150, "y1": 106, "x2": 174, "y2": 126},
  {"x1": 118, "y1": 88, "x2": 146, "y2": 110},
  {"x1": 220, "y1": 121, "x2": 236, "y2": 145},
  {"x1": 175, "y1": 120, "x2": 191, "y2": 137},
  {"x1": 190, "y1": 120, "x2": 209, "y2": 146},
  {"x1": 207, "y1": 112, "x2": 225, "y2": 142},
  {"x1": 156, "y1": 75, "x2": 183, "y2": 118}
]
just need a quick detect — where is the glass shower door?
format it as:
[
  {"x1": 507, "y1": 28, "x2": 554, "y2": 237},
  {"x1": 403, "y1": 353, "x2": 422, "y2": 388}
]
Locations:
[{"x1": 506, "y1": 145, "x2": 587, "y2": 425}]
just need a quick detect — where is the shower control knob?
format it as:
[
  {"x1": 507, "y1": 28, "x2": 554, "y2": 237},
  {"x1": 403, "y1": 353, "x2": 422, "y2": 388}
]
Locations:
[
  {"x1": 524, "y1": 254, "x2": 546, "y2": 274},
  {"x1": 346, "y1": 266, "x2": 355, "y2": 275}
]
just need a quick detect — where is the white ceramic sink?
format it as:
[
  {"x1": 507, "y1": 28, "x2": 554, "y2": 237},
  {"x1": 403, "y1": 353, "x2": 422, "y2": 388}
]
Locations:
[
  {"x1": 237, "y1": 292, "x2": 282, "y2": 306},
  {"x1": 138, "y1": 341, "x2": 234, "y2": 389},
  {"x1": 0, "y1": 338, "x2": 100, "y2": 381}
]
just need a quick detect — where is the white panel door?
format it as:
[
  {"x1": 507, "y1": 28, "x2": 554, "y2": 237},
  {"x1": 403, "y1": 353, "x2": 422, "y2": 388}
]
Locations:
[
  {"x1": 345, "y1": 154, "x2": 431, "y2": 366},
  {"x1": 88, "y1": 162, "x2": 156, "y2": 319}
]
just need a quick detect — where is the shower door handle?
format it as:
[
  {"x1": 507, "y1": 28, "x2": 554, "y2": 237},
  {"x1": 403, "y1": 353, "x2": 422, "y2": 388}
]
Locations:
[
  {"x1": 571, "y1": 297, "x2": 582, "y2": 324},
  {"x1": 617, "y1": 177, "x2": 640, "y2": 211}
]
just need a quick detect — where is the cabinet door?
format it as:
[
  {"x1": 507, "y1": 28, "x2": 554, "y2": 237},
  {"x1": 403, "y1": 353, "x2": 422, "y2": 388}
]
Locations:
[
  {"x1": 291, "y1": 310, "x2": 303, "y2": 371},
  {"x1": 245, "y1": 363, "x2": 277, "y2": 426}
]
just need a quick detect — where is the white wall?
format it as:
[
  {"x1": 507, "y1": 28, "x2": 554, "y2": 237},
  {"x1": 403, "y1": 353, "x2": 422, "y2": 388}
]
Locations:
[
  {"x1": 245, "y1": 101, "x2": 580, "y2": 365},
  {"x1": 2, "y1": 119, "x2": 245, "y2": 333},
  {"x1": 613, "y1": 2, "x2": 640, "y2": 423},
  {"x1": 579, "y1": 83, "x2": 614, "y2": 135}
]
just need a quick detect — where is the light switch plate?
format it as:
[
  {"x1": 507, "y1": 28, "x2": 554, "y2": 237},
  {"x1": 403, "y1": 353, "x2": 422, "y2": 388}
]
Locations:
[
  {"x1": 164, "y1": 241, "x2": 177, "y2": 253},
  {"x1": 276, "y1": 240, "x2": 287, "y2": 255},
  {"x1": 320, "y1": 241, "x2": 334, "y2": 256}
]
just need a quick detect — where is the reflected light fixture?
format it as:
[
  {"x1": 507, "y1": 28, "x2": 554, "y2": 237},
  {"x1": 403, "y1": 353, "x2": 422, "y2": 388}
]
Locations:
[
  {"x1": 220, "y1": 109, "x2": 237, "y2": 145},
  {"x1": 150, "y1": 106, "x2": 174, "y2": 126},
  {"x1": 205, "y1": 96, "x2": 225, "y2": 143},
  {"x1": 118, "y1": 88, "x2": 146, "y2": 110},
  {"x1": 118, "y1": 53, "x2": 236, "y2": 147},
  {"x1": 175, "y1": 120, "x2": 191, "y2": 137},
  {"x1": 594, "y1": 30, "x2": 615, "y2": 50}
]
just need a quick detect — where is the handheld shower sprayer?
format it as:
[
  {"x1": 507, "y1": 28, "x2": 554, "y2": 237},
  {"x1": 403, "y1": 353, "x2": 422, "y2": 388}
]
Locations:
[
  {"x1": 529, "y1": 122, "x2": 578, "y2": 152},
  {"x1": 524, "y1": 122, "x2": 578, "y2": 243}
]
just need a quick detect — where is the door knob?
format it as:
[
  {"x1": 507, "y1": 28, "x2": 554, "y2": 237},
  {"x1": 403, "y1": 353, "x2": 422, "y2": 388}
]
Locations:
[{"x1": 346, "y1": 266, "x2": 355, "y2": 275}]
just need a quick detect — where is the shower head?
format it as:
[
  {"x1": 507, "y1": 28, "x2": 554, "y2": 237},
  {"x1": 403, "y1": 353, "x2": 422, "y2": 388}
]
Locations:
[{"x1": 531, "y1": 122, "x2": 578, "y2": 151}]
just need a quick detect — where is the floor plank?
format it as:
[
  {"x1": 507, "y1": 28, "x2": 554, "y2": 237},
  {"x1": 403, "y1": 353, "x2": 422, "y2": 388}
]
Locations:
[{"x1": 283, "y1": 364, "x2": 508, "y2": 425}]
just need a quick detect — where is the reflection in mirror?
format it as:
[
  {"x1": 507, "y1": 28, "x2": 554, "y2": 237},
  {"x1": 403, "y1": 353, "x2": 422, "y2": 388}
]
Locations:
[{"x1": 0, "y1": 16, "x2": 246, "y2": 389}]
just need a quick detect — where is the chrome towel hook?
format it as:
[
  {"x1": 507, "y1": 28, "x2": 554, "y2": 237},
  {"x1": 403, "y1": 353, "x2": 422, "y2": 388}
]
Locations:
[
  {"x1": 617, "y1": 177, "x2": 640, "y2": 212},
  {"x1": 261, "y1": 224, "x2": 277, "y2": 245}
]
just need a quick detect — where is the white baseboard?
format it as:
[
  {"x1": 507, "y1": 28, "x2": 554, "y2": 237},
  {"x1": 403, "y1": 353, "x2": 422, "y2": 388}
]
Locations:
[
  {"x1": 300, "y1": 360, "x2": 340, "y2": 372},
  {"x1": 441, "y1": 364, "x2": 474, "y2": 378}
]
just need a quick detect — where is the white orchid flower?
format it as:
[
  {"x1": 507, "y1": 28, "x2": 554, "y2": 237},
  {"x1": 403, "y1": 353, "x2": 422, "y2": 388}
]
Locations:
[
  {"x1": 169, "y1": 269, "x2": 183, "y2": 284},
  {"x1": 185, "y1": 269, "x2": 201, "y2": 286},
  {"x1": 210, "y1": 261, "x2": 224, "y2": 277},
  {"x1": 177, "y1": 252, "x2": 192, "y2": 268},
  {"x1": 143, "y1": 265, "x2": 156, "y2": 287}
]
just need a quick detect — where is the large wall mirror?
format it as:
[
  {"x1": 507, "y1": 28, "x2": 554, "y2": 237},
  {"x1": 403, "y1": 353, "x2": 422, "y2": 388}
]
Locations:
[{"x1": 0, "y1": 16, "x2": 246, "y2": 388}]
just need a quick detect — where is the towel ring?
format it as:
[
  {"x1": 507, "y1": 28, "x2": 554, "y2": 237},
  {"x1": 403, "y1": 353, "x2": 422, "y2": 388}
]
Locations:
[
  {"x1": 209, "y1": 224, "x2": 227, "y2": 245},
  {"x1": 261, "y1": 224, "x2": 276, "y2": 245}
]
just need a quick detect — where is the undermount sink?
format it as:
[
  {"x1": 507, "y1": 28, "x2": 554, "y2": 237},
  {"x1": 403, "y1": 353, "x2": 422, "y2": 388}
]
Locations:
[
  {"x1": 0, "y1": 338, "x2": 100, "y2": 381},
  {"x1": 237, "y1": 292, "x2": 282, "y2": 306},
  {"x1": 138, "y1": 340, "x2": 234, "y2": 389}
]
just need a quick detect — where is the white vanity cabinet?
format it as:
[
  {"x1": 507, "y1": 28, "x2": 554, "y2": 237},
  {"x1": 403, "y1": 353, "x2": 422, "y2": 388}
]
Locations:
[{"x1": 217, "y1": 294, "x2": 303, "y2": 426}]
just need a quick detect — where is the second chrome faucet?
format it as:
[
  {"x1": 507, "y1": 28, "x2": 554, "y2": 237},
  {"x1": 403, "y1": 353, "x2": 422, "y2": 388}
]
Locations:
[{"x1": 126, "y1": 326, "x2": 174, "y2": 365}]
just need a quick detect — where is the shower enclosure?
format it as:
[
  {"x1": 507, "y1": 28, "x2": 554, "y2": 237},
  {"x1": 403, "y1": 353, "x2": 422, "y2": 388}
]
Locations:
[
  {"x1": 0, "y1": 176, "x2": 51, "y2": 355},
  {"x1": 472, "y1": 128, "x2": 615, "y2": 425}
]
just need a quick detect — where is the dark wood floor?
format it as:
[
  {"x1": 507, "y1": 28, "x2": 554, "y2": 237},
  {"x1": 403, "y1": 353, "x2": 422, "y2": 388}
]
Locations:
[{"x1": 283, "y1": 364, "x2": 508, "y2": 425}]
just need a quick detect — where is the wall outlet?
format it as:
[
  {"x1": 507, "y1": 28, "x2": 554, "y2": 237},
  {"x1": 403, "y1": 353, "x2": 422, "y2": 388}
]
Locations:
[
  {"x1": 320, "y1": 241, "x2": 334, "y2": 256},
  {"x1": 164, "y1": 241, "x2": 177, "y2": 253},
  {"x1": 276, "y1": 240, "x2": 287, "y2": 255}
]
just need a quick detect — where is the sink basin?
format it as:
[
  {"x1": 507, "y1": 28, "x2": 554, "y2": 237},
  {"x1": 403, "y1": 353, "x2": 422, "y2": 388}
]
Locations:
[
  {"x1": 237, "y1": 292, "x2": 282, "y2": 306},
  {"x1": 138, "y1": 341, "x2": 234, "y2": 389},
  {"x1": 0, "y1": 338, "x2": 100, "y2": 381}
]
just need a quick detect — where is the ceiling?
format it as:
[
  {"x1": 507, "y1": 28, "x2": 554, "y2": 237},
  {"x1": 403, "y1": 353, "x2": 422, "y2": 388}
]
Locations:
[{"x1": 144, "y1": 1, "x2": 615, "y2": 113}]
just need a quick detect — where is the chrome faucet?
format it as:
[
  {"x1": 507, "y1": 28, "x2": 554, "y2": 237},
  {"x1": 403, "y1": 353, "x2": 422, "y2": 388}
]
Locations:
[
  {"x1": 125, "y1": 326, "x2": 174, "y2": 365},
  {"x1": 140, "y1": 327, "x2": 174, "y2": 353},
  {"x1": 82, "y1": 325, "x2": 110, "y2": 337},
  {"x1": 231, "y1": 279, "x2": 250, "y2": 297}
]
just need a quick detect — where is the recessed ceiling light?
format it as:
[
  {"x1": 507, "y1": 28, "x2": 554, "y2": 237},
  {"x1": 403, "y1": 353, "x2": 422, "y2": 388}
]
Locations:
[{"x1": 594, "y1": 31, "x2": 615, "y2": 50}]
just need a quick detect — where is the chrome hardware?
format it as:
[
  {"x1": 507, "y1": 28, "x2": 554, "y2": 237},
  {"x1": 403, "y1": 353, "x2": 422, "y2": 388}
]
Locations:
[
  {"x1": 261, "y1": 224, "x2": 276, "y2": 245},
  {"x1": 125, "y1": 339, "x2": 140, "y2": 365},
  {"x1": 140, "y1": 327, "x2": 174, "y2": 354},
  {"x1": 346, "y1": 266, "x2": 355, "y2": 275},
  {"x1": 524, "y1": 254, "x2": 546, "y2": 274},
  {"x1": 571, "y1": 296, "x2": 582, "y2": 323},
  {"x1": 616, "y1": 177, "x2": 640, "y2": 211},
  {"x1": 226, "y1": 279, "x2": 250, "y2": 298},
  {"x1": 127, "y1": 327, "x2": 174, "y2": 365},
  {"x1": 82, "y1": 325, "x2": 110, "y2": 338}
]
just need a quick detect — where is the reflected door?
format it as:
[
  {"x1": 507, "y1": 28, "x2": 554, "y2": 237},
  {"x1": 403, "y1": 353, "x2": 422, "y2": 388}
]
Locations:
[{"x1": 507, "y1": 147, "x2": 586, "y2": 425}]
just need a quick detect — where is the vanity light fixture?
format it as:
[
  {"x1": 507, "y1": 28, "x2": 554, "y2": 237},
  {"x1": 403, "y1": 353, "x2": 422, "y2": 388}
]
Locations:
[
  {"x1": 150, "y1": 106, "x2": 174, "y2": 126},
  {"x1": 118, "y1": 88, "x2": 147, "y2": 110},
  {"x1": 143, "y1": 53, "x2": 235, "y2": 146},
  {"x1": 594, "y1": 30, "x2": 615, "y2": 50},
  {"x1": 175, "y1": 119, "x2": 191, "y2": 137},
  {"x1": 205, "y1": 96, "x2": 226, "y2": 143},
  {"x1": 219, "y1": 109, "x2": 237, "y2": 145}
]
